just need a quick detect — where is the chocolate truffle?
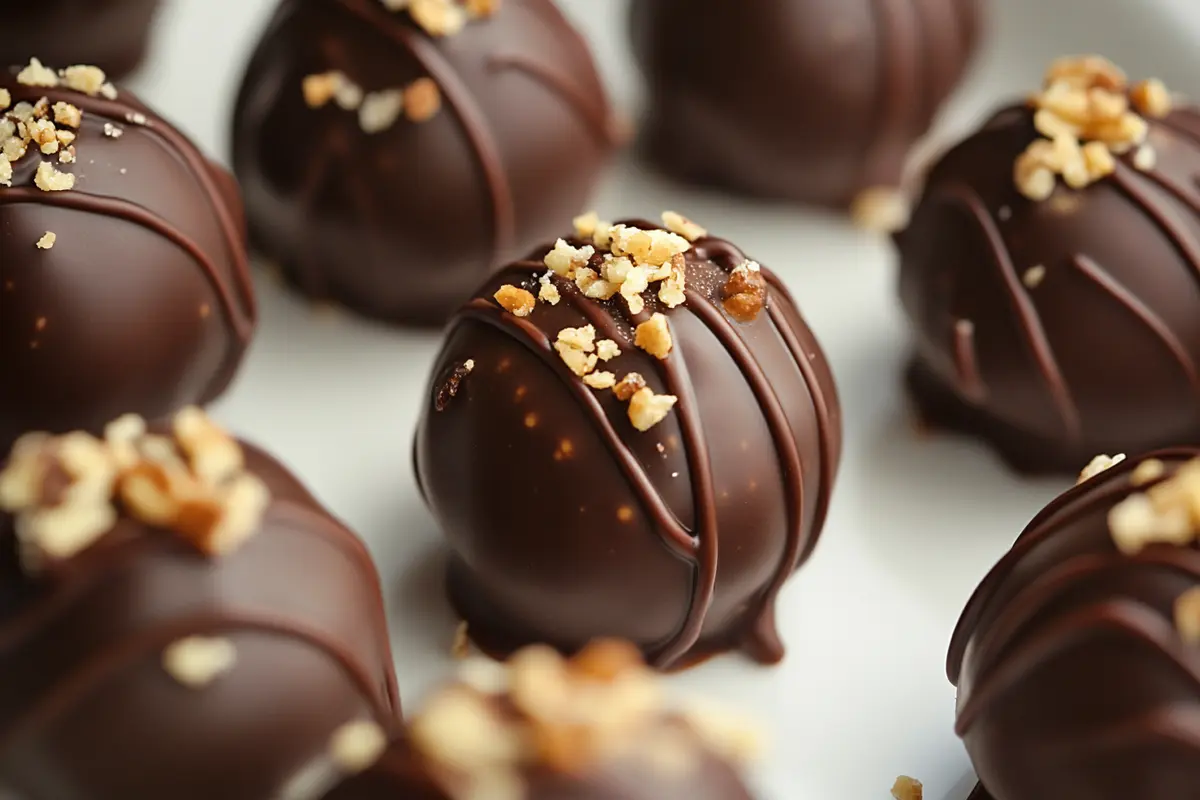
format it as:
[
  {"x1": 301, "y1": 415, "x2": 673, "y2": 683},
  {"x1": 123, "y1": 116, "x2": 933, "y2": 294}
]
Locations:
[
  {"x1": 0, "y1": 60, "x2": 255, "y2": 455},
  {"x1": 231, "y1": 0, "x2": 618, "y2": 326},
  {"x1": 0, "y1": 1, "x2": 162, "y2": 81},
  {"x1": 948, "y1": 449, "x2": 1200, "y2": 800},
  {"x1": 0, "y1": 408, "x2": 399, "y2": 798},
  {"x1": 630, "y1": 0, "x2": 982, "y2": 215},
  {"x1": 899, "y1": 57, "x2": 1200, "y2": 474},
  {"x1": 321, "y1": 640, "x2": 759, "y2": 800},
  {"x1": 414, "y1": 212, "x2": 842, "y2": 670}
]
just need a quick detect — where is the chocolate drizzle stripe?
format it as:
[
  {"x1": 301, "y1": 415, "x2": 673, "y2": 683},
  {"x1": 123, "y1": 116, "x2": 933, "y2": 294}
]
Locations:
[
  {"x1": 858, "y1": 0, "x2": 918, "y2": 188},
  {"x1": 333, "y1": 0, "x2": 517, "y2": 268},
  {"x1": 8, "y1": 85, "x2": 256, "y2": 328},
  {"x1": 0, "y1": 615, "x2": 395, "y2": 754},
  {"x1": 0, "y1": 188, "x2": 251, "y2": 342},
  {"x1": 953, "y1": 318, "x2": 987, "y2": 401},
  {"x1": 460, "y1": 299, "x2": 698, "y2": 560},
  {"x1": 1070, "y1": 254, "x2": 1200, "y2": 400},
  {"x1": 935, "y1": 184, "x2": 1082, "y2": 438},
  {"x1": 488, "y1": 53, "x2": 614, "y2": 147},
  {"x1": 1109, "y1": 163, "x2": 1200, "y2": 273},
  {"x1": 955, "y1": 601, "x2": 1198, "y2": 735}
]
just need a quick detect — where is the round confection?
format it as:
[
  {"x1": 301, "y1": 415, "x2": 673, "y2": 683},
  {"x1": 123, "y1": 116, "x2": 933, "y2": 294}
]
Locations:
[
  {"x1": 948, "y1": 449, "x2": 1200, "y2": 800},
  {"x1": 629, "y1": 0, "x2": 982, "y2": 211},
  {"x1": 0, "y1": 60, "x2": 255, "y2": 454},
  {"x1": 0, "y1": 2, "x2": 162, "y2": 81},
  {"x1": 414, "y1": 212, "x2": 842, "y2": 670},
  {"x1": 0, "y1": 409, "x2": 399, "y2": 798},
  {"x1": 898, "y1": 57, "x2": 1200, "y2": 474},
  {"x1": 231, "y1": 0, "x2": 617, "y2": 326},
  {"x1": 321, "y1": 641, "x2": 758, "y2": 800}
]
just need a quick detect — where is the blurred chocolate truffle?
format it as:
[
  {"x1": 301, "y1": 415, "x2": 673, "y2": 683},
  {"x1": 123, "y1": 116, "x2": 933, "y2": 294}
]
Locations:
[
  {"x1": 322, "y1": 640, "x2": 759, "y2": 800},
  {"x1": 0, "y1": 408, "x2": 399, "y2": 798},
  {"x1": 0, "y1": 59, "x2": 255, "y2": 454},
  {"x1": 0, "y1": 1, "x2": 162, "y2": 81},
  {"x1": 414, "y1": 212, "x2": 842, "y2": 669},
  {"x1": 630, "y1": 0, "x2": 982, "y2": 214},
  {"x1": 949, "y1": 449, "x2": 1200, "y2": 800},
  {"x1": 231, "y1": 0, "x2": 618, "y2": 326},
  {"x1": 899, "y1": 57, "x2": 1200, "y2": 474}
]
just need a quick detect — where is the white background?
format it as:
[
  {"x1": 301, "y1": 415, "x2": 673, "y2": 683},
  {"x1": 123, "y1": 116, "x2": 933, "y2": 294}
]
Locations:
[{"x1": 118, "y1": 2, "x2": 1200, "y2": 798}]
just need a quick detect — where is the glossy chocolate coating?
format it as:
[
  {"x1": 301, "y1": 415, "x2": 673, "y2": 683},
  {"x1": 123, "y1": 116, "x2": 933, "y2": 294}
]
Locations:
[
  {"x1": 414, "y1": 221, "x2": 842, "y2": 669},
  {"x1": 899, "y1": 103, "x2": 1200, "y2": 473},
  {"x1": 0, "y1": 77, "x2": 255, "y2": 455},
  {"x1": 629, "y1": 0, "x2": 982, "y2": 207},
  {"x1": 0, "y1": 1, "x2": 162, "y2": 81},
  {"x1": 948, "y1": 449, "x2": 1200, "y2": 800},
  {"x1": 232, "y1": 0, "x2": 617, "y2": 326},
  {"x1": 0, "y1": 440, "x2": 400, "y2": 799}
]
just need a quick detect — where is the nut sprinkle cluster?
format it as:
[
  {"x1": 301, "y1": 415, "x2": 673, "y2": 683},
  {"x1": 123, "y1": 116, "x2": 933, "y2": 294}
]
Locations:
[
  {"x1": 381, "y1": 0, "x2": 500, "y2": 37},
  {"x1": 1015, "y1": 56, "x2": 1172, "y2": 201},
  {"x1": 0, "y1": 408, "x2": 270, "y2": 573},
  {"x1": 302, "y1": 71, "x2": 442, "y2": 132}
]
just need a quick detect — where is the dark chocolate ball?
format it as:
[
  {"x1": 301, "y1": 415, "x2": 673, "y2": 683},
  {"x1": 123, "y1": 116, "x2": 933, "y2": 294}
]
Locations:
[
  {"x1": 231, "y1": 0, "x2": 618, "y2": 326},
  {"x1": 0, "y1": 63, "x2": 255, "y2": 454},
  {"x1": 322, "y1": 641, "x2": 758, "y2": 800},
  {"x1": 899, "y1": 60, "x2": 1200, "y2": 474},
  {"x1": 949, "y1": 449, "x2": 1200, "y2": 800},
  {"x1": 629, "y1": 0, "x2": 982, "y2": 207},
  {"x1": 0, "y1": 1, "x2": 162, "y2": 81},
  {"x1": 0, "y1": 410, "x2": 400, "y2": 799},
  {"x1": 414, "y1": 214, "x2": 841, "y2": 670}
]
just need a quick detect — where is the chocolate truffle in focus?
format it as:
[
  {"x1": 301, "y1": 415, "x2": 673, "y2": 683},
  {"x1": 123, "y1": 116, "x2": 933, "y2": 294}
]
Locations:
[
  {"x1": 630, "y1": 0, "x2": 982, "y2": 213},
  {"x1": 232, "y1": 0, "x2": 617, "y2": 326},
  {"x1": 0, "y1": 1, "x2": 162, "y2": 81},
  {"x1": 949, "y1": 450, "x2": 1200, "y2": 800},
  {"x1": 899, "y1": 57, "x2": 1200, "y2": 474},
  {"x1": 322, "y1": 641, "x2": 759, "y2": 800},
  {"x1": 414, "y1": 212, "x2": 842, "y2": 670},
  {"x1": 0, "y1": 60, "x2": 255, "y2": 454},
  {"x1": 0, "y1": 409, "x2": 399, "y2": 799}
]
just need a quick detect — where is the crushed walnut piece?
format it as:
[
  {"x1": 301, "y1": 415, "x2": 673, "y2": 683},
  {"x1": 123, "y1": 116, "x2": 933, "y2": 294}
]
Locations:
[
  {"x1": 583, "y1": 371, "x2": 616, "y2": 390},
  {"x1": 628, "y1": 388, "x2": 678, "y2": 432},
  {"x1": 60, "y1": 65, "x2": 111, "y2": 97},
  {"x1": 661, "y1": 210, "x2": 707, "y2": 242},
  {"x1": 358, "y1": 89, "x2": 405, "y2": 134},
  {"x1": 1175, "y1": 587, "x2": 1200, "y2": 644},
  {"x1": 596, "y1": 339, "x2": 620, "y2": 361},
  {"x1": 405, "y1": 0, "x2": 469, "y2": 37},
  {"x1": 1016, "y1": 57, "x2": 1170, "y2": 200},
  {"x1": 635, "y1": 313, "x2": 673, "y2": 359},
  {"x1": 537, "y1": 272, "x2": 561, "y2": 305},
  {"x1": 891, "y1": 776, "x2": 923, "y2": 800},
  {"x1": 612, "y1": 372, "x2": 646, "y2": 402},
  {"x1": 1132, "y1": 458, "x2": 1166, "y2": 486},
  {"x1": 554, "y1": 325, "x2": 598, "y2": 377},
  {"x1": 34, "y1": 160, "x2": 74, "y2": 191},
  {"x1": 1078, "y1": 453, "x2": 1126, "y2": 484},
  {"x1": 404, "y1": 77, "x2": 442, "y2": 122},
  {"x1": 329, "y1": 720, "x2": 389, "y2": 773},
  {"x1": 36, "y1": 231, "x2": 55, "y2": 249},
  {"x1": 1022, "y1": 265, "x2": 1046, "y2": 289},
  {"x1": 495, "y1": 284, "x2": 536, "y2": 317},
  {"x1": 1108, "y1": 457, "x2": 1200, "y2": 554},
  {"x1": 162, "y1": 635, "x2": 237, "y2": 689},
  {"x1": 17, "y1": 58, "x2": 58, "y2": 88},
  {"x1": 544, "y1": 238, "x2": 594, "y2": 278},
  {"x1": 850, "y1": 186, "x2": 911, "y2": 233},
  {"x1": 722, "y1": 261, "x2": 767, "y2": 322}
]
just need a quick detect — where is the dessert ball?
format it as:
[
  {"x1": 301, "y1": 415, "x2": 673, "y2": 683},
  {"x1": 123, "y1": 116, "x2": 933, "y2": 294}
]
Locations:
[
  {"x1": 0, "y1": 409, "x2": 399, "y2": 799},
  {"x1": 321, "y1": 640, "x2": 759, "y2": 800},
  {"x1": 899, "y1": 57, "x2": 1200, "y2": 473},
  {"x1": 949, "y1": 449, "x2": 1200, "y2": 800},
  {"x1": 0, "y1": 1, "x2": 162, "y2": 81},
  {"x1": 414, "y1": 212, "x2": 842, "y2": 670},
  {"x1": 232, "y1": 0, "x2": 618, "y2": 326},
  {"x1": 0, "y1": 59, "x2": 255, "y2": 454},
  {"x1": 630, "y1": 0, "x2": 982, "y2": 213}
]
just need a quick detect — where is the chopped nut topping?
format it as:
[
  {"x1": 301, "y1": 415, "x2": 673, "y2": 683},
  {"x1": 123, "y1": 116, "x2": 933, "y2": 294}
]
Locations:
[
  {"x1": 52, "y1": 102, "x2": 82, "y2": 128},
  {"x1": 404, "y1": 77, "x2": 442, "y2": 122},
  {"x1": 891, "y1": 776, "x2": 924, "y2": 800},
  {"x1": 17, "y1": 58, "x2": 58, "y2": 88},
  {"x1": 35, "y1": 161, "x2": 75, "y2": 191},
  {"x1": 303, "y1": 71, "x2": 346, "y2": 108},
  {"x1": 1022, "y1": 265, "x2": 1046, "y2": 289},
  {"x1": 537, "y1": 272, "x2": 561, "y2": 305},
  {"x1": 103, "y1": 122, "x2": 124, "y2": 138},
  {"x1": 612, "y1": 372, "x2": 646, "y2": 402},
  {"x1": 465, "y1": 0, "x2": 501, "y2": 17},
  {"x1": 661, "y1": 210, "x2": 707, "y2": 242},
  {"x1": 407, "y1": 0, "x2": 469, "y2": 37},
  {"x1": 162, "y1": 636, "x2": 237, "y2": 689},
  {"x1": 1133, "y1": 144, "x2": 1157, "y2": 171},
  {"x1": 1175, "y1": 587, "x2": 1200, "y2": 644},
  {"x1": 1131, "y1": 78, "x2": 1172, "y2": 118},
  {"x1": 609, "y1": 225, "x2": 690, "y2": 269},
  {"x1": 358, "y1": 89, "x2": 405, "y2": 133},
  {"x1": 658, "y1": 253, "x2": 687, "y2": 308},
  {"x1": 850, "y1": 186, "x2": 911, "y2": 233},
  {"x1": 0, "y1": 159, "x2": 10, "y2": 187},
  {"x1": 573, "y1": 210, "x2": 600, "y2": 239},
  {"x1": 494, "y1": 285, "x2": 536, "y2": 317},
  {"x1": 0, "y1": 89, "x2": 10, "y2": 110},
  {"x1": 60, "y1": 65, "x2": 109, "y2": 96},
  {"x1": 329, "y1": 720, "x2": 389, "y2": 773},
  {"x1": 722, "y1": 260, "x2": 767, "y2": 322},
  {"x1": 575, "y1": 267, "x2": 617, "y2": 300},
  {"x1": 583, "y1": 371, "x2": 616, "y2": 390},
  {"x1": 554, "y1": 325, "x2": 598, "y2": 377},
  {"x1": 635, "y1": 313, "x2": 673, "y2": 359},
  {"x1": 1078, "y1": 453, "x2": 1126, "y2": 484},
  {"x1": 1108, "y1": 457, "x2": 1200, "y2": 554},
  {"x1": 544, "y1": 238, "x2": 594, "y2": 278},
  {"x1": 595, "y1": 339, "x2": 621, "y2": 361},
  {"x1": 36, "y1": 231, "x2": 55, "y2": 250},
  {"x1": 1132, "y1": 458, "x2": 1166, "y2": 486},
  {"x1": 628, "y1": 388, "x2": 678, "y2": 432}
]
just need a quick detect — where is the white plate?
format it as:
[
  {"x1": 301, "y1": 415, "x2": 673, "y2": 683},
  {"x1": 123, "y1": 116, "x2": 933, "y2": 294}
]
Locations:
[{"x1": 120, "y1": 1, "x2": 1200, "y2": 797}]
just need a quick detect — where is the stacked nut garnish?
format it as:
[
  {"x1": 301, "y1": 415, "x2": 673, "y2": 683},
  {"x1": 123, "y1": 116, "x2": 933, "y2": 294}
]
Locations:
[
  {"x1": 406, "y1": 640, "x2": 759, "y2": 798},
  {"x1": 1015, "y1": 56, "x2": 1172, "y2": 201},
  {"x1": 381, "y1": 0, "x2": 500, "y2": 37},
  {"x1": 0, "y1": 408, "x2": 270, "y2": 573},
  {"x1": 302, "y1": 71, "x2": 442, "y2": 132}
]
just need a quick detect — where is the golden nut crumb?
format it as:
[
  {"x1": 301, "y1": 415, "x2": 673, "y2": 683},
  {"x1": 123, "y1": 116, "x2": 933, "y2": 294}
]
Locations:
[
  {"x1": 554, "y1": 325, "x2": 599, "y2": 377},
  {"x1": 358, "y1": 89, "x2": 406, "y2": 133},
  {"x1": 0, "y1": 159, "x2": 13, "y2": 187},
  {"x1": 465, "y1": 0, "x2": 501, "y2": 17},
  {"x1": 575, "y1": 267, "x2": 617, "y2": 301},
  {"x1": 583, "y1": 371, "x2": 616, "y2": 390},
  {"x1": 634, "y1": 313, "x2": 673, "y2": 359},
  {"x1": 1078, "y1": 453, "x2": 1126, "y2": 484},
  {"x1": 1132, "y1": 458, "x2": 1166, "y2": 486},
  {"x1": 162, "y1": 636, "x2": 237, "y2": 689},
  {"x1": 538, "y1": 276, "x2": 561, "y2": 305},
  {"x1": 60, "y1": 65, "x2": 109, "y2": 96},
  {"x1": 573, "y1": 210, "x2": 600, "y2": 239},
  {"x1": 613, "y1": 372, "x2": 646, "y2": 402},
  {"x1": 494, "y1": 285, "x2": 536, "y2": 317},
  {"x1": 850, "y1": 186, "x2": 911, "y2": 233},
  {"x1": 36, "y1": 231, "x2": 56, "y2": 250},
  {"x1": 595, "y1": 339, "x2": 620, "y2": 361},
  {"x1": 1175, "y1": 587, "x2": 1200, "y2": 644},
  {"x1": 891, "y1": 776, "x2": 923, "y2": 800},
  {"x1": 722, "y1": 261, "x2": 767, "y2": 322},
  {"x1": 52, "y1": 101, "x2": 82, "y2": 128},
  {"x1": 17, "y1": 58, "x2": 59, "y2": 88},
  {"x1": 1022, "y1": 265, "x2": 1045, "y2": 289},
  {"x1": 1131, "y1": 78, "x2": 1172, "y2": 118},
  {"x1": 408, "y1": 0, "x2": 468, "y2": 37},
  {"x1": 0, "y1": 88, "x2": 10, "y2": 110},
  {"x1": 329, "y1": 720, "x2": 389, "y2": 773},
  {"x1": 303, "y1": 71, "x2": 341, "y2": 108},
  {"x1": 571, "y1": 639, "x2": 644, "y2": 682},
  {"x1": 544, "y1": 238, "x2": 594, "y2": 277},
  {"x1": 34, "y1": 161, "x2": 75, "y2": 192},
  {"x1": 1133, "y1": 144, "x2": 1157, "y2": 172},
  {"x1": 404, "y1": 77, "x2": 442, "y2": 122},
  {"x1": 661, "y1": 210, "x2": 707, "y2": 242},
  {"x1": 628, "y1": 387, "x2": 678, "y2": 432}
]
